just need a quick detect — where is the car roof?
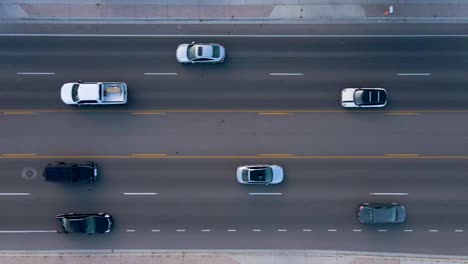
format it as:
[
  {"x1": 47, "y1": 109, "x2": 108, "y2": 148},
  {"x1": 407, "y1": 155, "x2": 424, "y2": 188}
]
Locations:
[{"x1": 356, "y1": 89, "x2": 387, "y2": 105}]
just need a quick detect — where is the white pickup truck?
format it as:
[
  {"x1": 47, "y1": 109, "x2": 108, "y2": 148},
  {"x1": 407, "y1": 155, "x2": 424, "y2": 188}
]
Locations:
[{"x1": 61, "y1": 82, "x2": 127, "y2": 105}]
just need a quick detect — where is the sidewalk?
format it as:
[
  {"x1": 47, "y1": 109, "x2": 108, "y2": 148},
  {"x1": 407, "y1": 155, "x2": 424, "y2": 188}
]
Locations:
[
  {"x1": 2, "y1": 0, "x2": 468, "y2": 24},
  {"x1": 2, "y1": 250, "x2": 468, "y2": 264}
]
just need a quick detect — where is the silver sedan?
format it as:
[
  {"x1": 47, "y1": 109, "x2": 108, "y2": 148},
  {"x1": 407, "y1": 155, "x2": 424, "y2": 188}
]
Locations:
[
  {"x1": 236, "y1": 165, "x2": 284, "y2": 185},
  {"x1": 176, "y1": 42, "x2": 225, "y2": 63}
]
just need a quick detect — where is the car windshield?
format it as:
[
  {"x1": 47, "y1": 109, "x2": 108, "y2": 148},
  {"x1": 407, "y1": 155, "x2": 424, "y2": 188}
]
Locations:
[
  {"x1": 85, "y1": 218, "x2": 96, "y2": 233},
  {"x1": 66, "y1": 219, "x2": 87, "y2": 233},
  {"x1": 354, "y1": 90, "x2": 366, "y2": 105},
  {"x1": 242, "y1": 170, "x2": 249, "y2": 181},
  {"x1": 187, "y1": 45, "x2": 197, "y2": 60},
  {"x1": 71, "y1": 84, "x2": 80, "y2": 102},
  {"x1": 212, "y1": 46, "x2": 220, "y2": 58},
  {"x1": 249, "y1": 168, "x2": 273, "y2": 182}
]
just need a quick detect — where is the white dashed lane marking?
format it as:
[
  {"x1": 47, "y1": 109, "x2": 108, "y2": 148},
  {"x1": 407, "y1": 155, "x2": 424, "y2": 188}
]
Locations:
[
  {"x1": 397, "y1": 73, "x2": 431, "y2": 76},
  {"x1": 0, "y1": 230, "x2": 56, "y2": 233},
  {"x1": 123, "y1": 192, "x2": 158, "y2": 195},
  {"x1": 16, "y1": 72, "x2": 55, "y2": 75},
  {"x1": 370, "y1": 192, "x2": 408, "y2": 196},
  {"x1": 144, "y1": 72, "x2": 178, "y2": 76},
  {"x1": 248, "y1": 193, "x2": 283, "y2": 196},
  {"x1": 269, "y1": 73, "x2": 304, "y2": 76},
  {"x1": 0, "y1": 193, "x2": 31, "y2": 196}
]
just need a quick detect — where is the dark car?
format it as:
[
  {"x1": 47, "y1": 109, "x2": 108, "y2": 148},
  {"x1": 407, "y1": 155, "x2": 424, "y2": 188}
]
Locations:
[
  {"x1": 358, "y1": 204, "x2": 406, "y2": 224},
  {"x1": 56, "y1": 213, "x2": 112, "y2": 234},
  {"x1": 43, "y1": 162, "x2": 97, "y2": 183}
]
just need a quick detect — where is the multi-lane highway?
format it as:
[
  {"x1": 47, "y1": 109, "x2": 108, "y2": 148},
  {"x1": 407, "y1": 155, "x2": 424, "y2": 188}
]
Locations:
[{"x1": 1, "y1": 36, "x2": 468, "y2": 254}]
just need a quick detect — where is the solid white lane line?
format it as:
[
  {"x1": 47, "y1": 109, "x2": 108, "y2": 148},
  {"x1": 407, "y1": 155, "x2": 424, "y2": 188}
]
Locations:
[
  {"x1": 302, "y1": 229, "x2": 312, "y2": 232},
  {"x1": 201, "y1": 229, "x2": 211, "y2": 232},
  {"x1": 429, "y1": 229, "x2": 438, "y2": 232},
  {"x1": 126, "y1": 229, "x2": 135, "y2": 232},
  {"x1": 248, "y1": 193, "x2": 283, "y2": 196},
  {"x1": 0, "y1": 193, "x2": 31, "y2": 196},
  {"x1": 0, "y1": 230, "x2": 56, "y2": 233},
  {"x1": 5, "y1": 34, "x2": 468, "y2": 38},
  {"x1": 176, "y1": 229, "x2": 186, "y2": 232},
  {"x1": 123, "y1": 192, "x2": 158, "y2": 195},
  {"x1": 370, "y1": 192, "x2": 408, "y2": 196},
  {"x1": 397, "y1": 73, "x2": 431, "y2": 76},
  {"x1": 144, "y1": 72, "x2": 178, "y2": 76},
  {"x1": 455, "y1": 230, "x2": 464, "y2": 232},
  {"x1": 269, "y1": 73, "x2": 304, "y2": 76},
  {"x1": 252, "y1": 229, "x2": 262, "y2": 232},
  {"x1": 353, "y1": 229, "x2": 362, "y2": 232},
  {"x1": 227, "y1": 229, "x2": 237, "y2": 232},
  {"x1": 327, "y1": 229, "x2": 337, "y2": 232},
  {"x1": 16, "y1": 72, "x2": 55, "y2": 75},
  {"x1": 151, "y1": 229, "x2": 160, "y2": 232},
  {"x1": 378, "y1": 229, "x2": 388, "y2": 232},
  {"x1": 403, "y1": 229, "x2": 414, "y2": 232},
  {"x1": 277, "y1": 229, "x2": 287, "y2": 232}
]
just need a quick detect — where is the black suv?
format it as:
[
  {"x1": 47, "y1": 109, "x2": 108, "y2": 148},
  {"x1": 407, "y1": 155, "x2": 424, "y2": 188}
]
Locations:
[{"x1": 43, "y1": 161, "x2": 97, "y2": 183}]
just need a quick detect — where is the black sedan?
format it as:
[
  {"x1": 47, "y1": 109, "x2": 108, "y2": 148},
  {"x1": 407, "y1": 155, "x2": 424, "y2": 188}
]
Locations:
[
  {"x1": 56, "y1": 213, "x2": 112, "y2": 234},
  {"x1": 358, "y1": 204, "x2": 406, "y2": 224}
]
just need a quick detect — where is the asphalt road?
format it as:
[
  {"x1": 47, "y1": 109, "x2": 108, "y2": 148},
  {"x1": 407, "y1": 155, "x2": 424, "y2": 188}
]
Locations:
[
  {"x1": 1, "y1": 158, "x2": 468, "y2": 254},
  {"x1": 0, "y1": 36, "x2": 468, "y2": 254}
]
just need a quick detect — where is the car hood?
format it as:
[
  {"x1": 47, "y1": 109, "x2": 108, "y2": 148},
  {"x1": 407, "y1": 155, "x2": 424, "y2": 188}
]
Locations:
[
  {"x1": 176, "y1": 44, "x2": 190, "y2": 62},
  {"x1": 60, "y1": 83, "x2": 76, "y2": 104},
  {"x1": 270, "y1": 165, "x2": 284, "y2": 184},
  {"x1": 341, "y1": 88, "x2": 356, "y2": 102}
]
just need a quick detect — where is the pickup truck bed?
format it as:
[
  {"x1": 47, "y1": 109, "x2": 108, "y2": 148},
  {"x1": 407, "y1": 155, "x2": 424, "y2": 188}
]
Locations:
[{"x1": 102, "y1": 83, "x2": 126, "y2": 103}]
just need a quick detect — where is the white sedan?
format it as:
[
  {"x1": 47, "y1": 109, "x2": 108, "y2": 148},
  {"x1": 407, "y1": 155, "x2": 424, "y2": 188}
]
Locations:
[
  {"x1": 236, "y1": 165, "x2": 284, "y2": 185},
  {"x1": 176, "y1": 42, "x2": 225, "y2": 63},
  {"x1": 341, "y1": 88, "x2": 387, "y2": 108}
]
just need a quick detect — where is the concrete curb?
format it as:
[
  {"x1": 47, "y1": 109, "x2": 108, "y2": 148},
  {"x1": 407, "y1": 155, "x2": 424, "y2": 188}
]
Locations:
[
  {"x1": 0, "y1": 249, "x2": 468, "y2": 260},
  {"x1": 4, "y1": 17, "x2": 468, "y2": 24}
]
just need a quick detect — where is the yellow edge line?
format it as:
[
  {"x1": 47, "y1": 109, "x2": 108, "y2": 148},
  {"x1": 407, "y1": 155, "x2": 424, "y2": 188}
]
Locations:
[
  {"x1": 384, "y1": 154, "x2": 420, "y2": 156},
  {"x1": 131, "y1": 154, "x2": 167, "y2": 156},
  {"x1": 258, "y1": 112, "x2": 291, "y2": 115},
  {"x1": 1, "y1": 155, "x2": 467, "y2": 159},
  {"x1": 2, "y1": 154, "x2": 37, "y2": 156},
  {"x1": 258, "y1": 154, "x2": 293, "y2": 156},
  {"x1": 386, "y1": 113, "x2": 418, "y2": 115},
  {"x1": 131, "y1": 112, "x2": 166, "y2": 115},
  {"x1": 3, "y1": 112, "x2": 36, "y2": 115}
]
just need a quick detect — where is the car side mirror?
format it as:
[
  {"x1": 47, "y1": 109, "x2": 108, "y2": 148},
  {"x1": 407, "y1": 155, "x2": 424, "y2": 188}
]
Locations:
[{"x1": 191, "y1": 41, "x2": 195, "y2": 44}]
